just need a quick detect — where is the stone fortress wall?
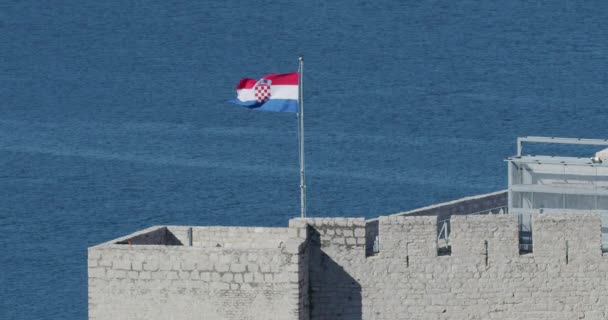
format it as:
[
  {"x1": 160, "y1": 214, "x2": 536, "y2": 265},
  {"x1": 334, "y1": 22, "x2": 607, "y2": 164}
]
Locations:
[
  {"x1": 89, "y1": 191, "x2": 608, "y2": 320},
  {"x1": 88, "y1": 226, "x2": 308, "y2": 320}
]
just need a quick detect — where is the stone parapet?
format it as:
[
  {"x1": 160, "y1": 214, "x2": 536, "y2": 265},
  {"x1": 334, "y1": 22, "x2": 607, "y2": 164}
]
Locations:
[
  {"x1": 88, "y1": 225, "x2": 305, "y2": 320},
  {"x1": 88, "y1": 194, "x2": 608, "y2": 320}
]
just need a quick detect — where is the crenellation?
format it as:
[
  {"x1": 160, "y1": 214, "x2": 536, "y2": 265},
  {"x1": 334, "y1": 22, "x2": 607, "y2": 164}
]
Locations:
[
  {"x1": 379, "y1": 215, "x2": 437, "y2": 260},
  {"x1": 89, "y1": 193, "x2": 608, "y2": 320},
  {"x1": 450, "y1": 214, "x2": 519, "y2": 263},
  {"x1": 533, "y1": 213, "x2": 602, "y2": 264}
]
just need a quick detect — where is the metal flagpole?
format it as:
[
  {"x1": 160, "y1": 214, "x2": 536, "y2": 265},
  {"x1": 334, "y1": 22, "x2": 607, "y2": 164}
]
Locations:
[{"x1": 298, "y1": 56, "x2": 306, "y2": 218}]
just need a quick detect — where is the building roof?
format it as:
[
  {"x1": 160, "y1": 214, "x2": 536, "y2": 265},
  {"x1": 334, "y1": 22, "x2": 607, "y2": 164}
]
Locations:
[{"x1": 506, "y1": 155, "x2": 608, "y2": 167}]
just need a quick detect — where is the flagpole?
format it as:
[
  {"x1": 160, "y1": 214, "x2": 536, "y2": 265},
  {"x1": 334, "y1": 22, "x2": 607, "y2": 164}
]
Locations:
[{"x1": 298, "y1": 56, "x2": 306, "y2": 218}]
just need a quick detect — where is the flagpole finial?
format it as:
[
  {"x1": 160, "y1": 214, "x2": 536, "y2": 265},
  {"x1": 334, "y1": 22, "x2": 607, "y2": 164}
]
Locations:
[{"x1": 299, "y1": 55, "x2": 303, "y2": 61}]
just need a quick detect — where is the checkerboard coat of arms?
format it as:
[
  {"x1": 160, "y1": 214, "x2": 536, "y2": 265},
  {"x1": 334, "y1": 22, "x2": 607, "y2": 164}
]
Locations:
[{"x1": 253, "y1": 79, "x2": 272, "y2": 103}]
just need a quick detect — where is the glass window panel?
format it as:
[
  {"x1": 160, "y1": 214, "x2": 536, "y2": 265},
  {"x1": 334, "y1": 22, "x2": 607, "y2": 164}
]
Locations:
[
  {"x1": 519, "y1": 164, "x2": 534, "y2": 185},
  {"x1": 564, "y1": 166, "x2": 596, "y2": 187},
  {"x1": 511, "y1": 192, "x2": 520, "y2": 208},
  {"x1": 532, "y1": 192, "x2": 563, "y2": 209},
  {"x1": 512, "y1": 192, "x2": 534, "y2": 209},
  {"x1": 529, "y1": 163, "x2": 565, "y2": 186},
  {"x1": 596, "y1": 167, "x2": 608, "y2": 190},
  {"x1": 565, "y1": 194, "x2": 596, "y2": 210},
  {"x1": 520, "y1": 192, "x2": 533, "y2": 209},
  {"x1": 598, "y1": 197, "x2": 608, "y2": 211},
  {"x1": 511, "y1": 163, "x2": 523, "y2": 185}
]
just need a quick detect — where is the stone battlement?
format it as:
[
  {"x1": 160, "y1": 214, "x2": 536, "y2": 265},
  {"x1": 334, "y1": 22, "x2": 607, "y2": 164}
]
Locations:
[{"x1": 88, "y1": 191, "x2": 608, "y2": 320}]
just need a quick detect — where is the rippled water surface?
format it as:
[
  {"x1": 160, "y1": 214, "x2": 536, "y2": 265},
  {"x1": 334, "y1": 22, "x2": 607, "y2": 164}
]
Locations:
[{"x1": 2, "y1": 1, "x2": 608, "y2": 318}]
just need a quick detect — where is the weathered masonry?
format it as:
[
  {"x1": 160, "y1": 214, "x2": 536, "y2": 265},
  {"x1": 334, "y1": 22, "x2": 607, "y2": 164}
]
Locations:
[
  {"x1": 88, "y1": 137, "x2": 608, "y2": 319},
  {"x1": 89, "y1": 226, "x2": 308, "y2": 319},
  {"x1": 89, "y1": 191, "x2": 608, "y2": 320}
]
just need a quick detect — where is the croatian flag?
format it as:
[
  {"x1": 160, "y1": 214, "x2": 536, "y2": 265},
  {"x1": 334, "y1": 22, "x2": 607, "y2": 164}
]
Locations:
[{"x1": 229, "y1": 72, "x2": 299, "y2": 113}]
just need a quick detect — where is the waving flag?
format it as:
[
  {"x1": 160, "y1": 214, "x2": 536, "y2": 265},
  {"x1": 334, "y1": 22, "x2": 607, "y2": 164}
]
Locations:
[{"x1": 229, "y1": 72, "x2": 299, "y2": 112}]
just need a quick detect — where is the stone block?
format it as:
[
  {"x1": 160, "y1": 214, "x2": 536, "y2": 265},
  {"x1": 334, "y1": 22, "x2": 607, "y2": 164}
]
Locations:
[
  {"x1": 108, "y1": 270, "x2": 126, "y2": 279},
  {"x1": 264, "y1": 273, "x2": 273, "y2": 282},
  {"x1": 221, "y1": 273, "x2": 233, "y2": 282},
  {"x1": 131, "y1": 261, "x2": 143, "y2": 271},
  {"x1": 288, "y1": 218, "x2": 308, "y2": 229},
  {"x1": 98, "y1": 259, "x2": 112, "y2": 267},
  {"x1": 113, "y1": 260, "x2": 131, "y2": 270},
  {"x1": 354, "y1": 228, "x2": 366, "y2": 238},
  {"x1": 253, "y1": 272, "x2": 264, "y2": 283},
  {"x1": 88, "y1": 268, "x2": 105, "y2": 278},
  {"x1": 151, "y1": 271, "x2": 166, "y2": 280},
  {"x1": 189, "y1": 271, "x2": 199, "y2": 280},
  {"x1": 88, "y1": 249, "x2": 102, "y2": 260},
  {"x1": 215, "y1": 263, "x2": 229, "y2": 272},
  {"x1": 243, "y1": 273, "x2": 253, "y2": 283},
  {"x1": 230, "y1": 263, "x2": 246, "y2": 273},
  {"x1": 181, "y1": 260, "x2": 196, "y2": 271},
  {"x1": 211, "y1": 272, "x2": 221, "y2": 282},
  {"x1": 260, "y1": 264, "x2": 271, "y2": 273},
  {"x1": 159, "y1": 259, "x2": 173, "y2": 271},
  {"x1": 143, "y1": 260, "x2": 158, "y2": 271},
  {"x1": 284, "y1": 239, "x2": 304, "y2": 254}
]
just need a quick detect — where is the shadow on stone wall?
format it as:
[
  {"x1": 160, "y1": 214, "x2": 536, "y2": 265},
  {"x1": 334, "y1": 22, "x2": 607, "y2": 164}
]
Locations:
[
  {"x1": 116, "y1": 227, "x2": 183, "y2": 245},
  {"x1": 309, "y1": 228, "x2": 362, "y2": 320}
]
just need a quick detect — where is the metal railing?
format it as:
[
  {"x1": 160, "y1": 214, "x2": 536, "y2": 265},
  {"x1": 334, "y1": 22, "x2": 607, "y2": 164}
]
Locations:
[{"x1": 517, "y1": 136, "x2": 608, "y2": 157}]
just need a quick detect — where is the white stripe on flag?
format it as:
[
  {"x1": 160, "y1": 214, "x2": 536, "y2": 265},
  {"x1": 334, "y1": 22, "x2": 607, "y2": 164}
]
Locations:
[{"x1": 236, "y1": 85, "x2": 299, "y2": 102}]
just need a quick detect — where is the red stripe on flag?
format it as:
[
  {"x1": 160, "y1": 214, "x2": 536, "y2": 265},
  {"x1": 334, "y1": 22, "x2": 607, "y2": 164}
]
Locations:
[
  {"x1": 235, "y1": 72, "x2": 298, "y2": 89},
  {"x1": 235, "y1": 78, "x2": 258, "y2": 90},
  {"x1": 262, "y1": 72, "x2": 299, "y2": 85}
]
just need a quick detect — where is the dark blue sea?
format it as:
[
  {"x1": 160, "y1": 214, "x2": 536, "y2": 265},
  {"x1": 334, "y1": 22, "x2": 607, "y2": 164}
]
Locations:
[{"x1": 2, "y1": 1, "x2": 608, "y2": 318}]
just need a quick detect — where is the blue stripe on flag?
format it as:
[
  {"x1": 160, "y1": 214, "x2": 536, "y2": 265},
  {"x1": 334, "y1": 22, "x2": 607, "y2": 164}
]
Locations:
[{"x1": 229, "y1": 99, "x2": 298, "y2": 113}]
